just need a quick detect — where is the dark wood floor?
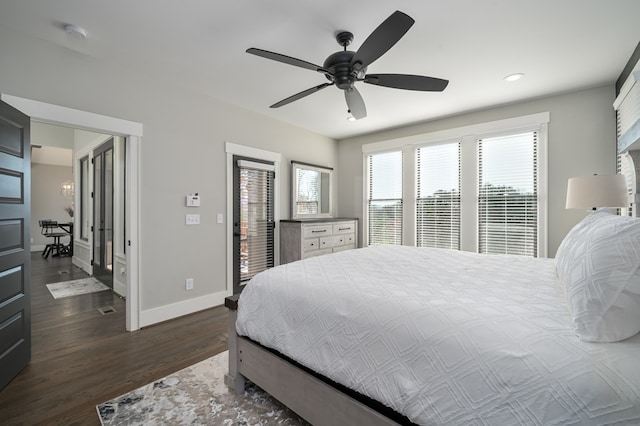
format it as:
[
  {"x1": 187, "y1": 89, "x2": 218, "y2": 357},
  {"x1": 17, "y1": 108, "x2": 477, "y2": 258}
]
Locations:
[{"x1": 0, "y1": 252, "x2": 228, "y2": 425}]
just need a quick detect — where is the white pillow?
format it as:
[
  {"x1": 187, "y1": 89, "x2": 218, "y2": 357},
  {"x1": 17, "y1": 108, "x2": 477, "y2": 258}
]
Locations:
[
  {"x1": 555, "y1": 210, "x2": 609, "y2": 284},
  {"x1": 556, "y1": 210, "x2": 640, "y2": 342}
]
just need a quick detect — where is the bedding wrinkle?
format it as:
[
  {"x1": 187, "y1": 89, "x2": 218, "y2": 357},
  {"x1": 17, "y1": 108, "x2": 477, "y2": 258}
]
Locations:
[{"x1": 236, "y1": 245, "x2": 640, "y2": 425}]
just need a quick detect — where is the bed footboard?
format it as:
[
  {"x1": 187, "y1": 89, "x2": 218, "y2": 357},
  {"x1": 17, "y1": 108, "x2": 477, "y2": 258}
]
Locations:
[{"x1": 224, "y1": 295, "x2": 400, "y2": 426}]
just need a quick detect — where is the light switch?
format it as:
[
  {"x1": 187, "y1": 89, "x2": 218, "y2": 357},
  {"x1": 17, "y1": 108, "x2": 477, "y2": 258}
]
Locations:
[
  {"x1": 217, "y1": 213, "x2": 223, "y2": 224},
  {"x1": 186, "y1": 194, "x2": 200, "y2": 207}
]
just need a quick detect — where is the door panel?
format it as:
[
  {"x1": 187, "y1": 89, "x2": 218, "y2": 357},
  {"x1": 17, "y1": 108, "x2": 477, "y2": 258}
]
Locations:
[
  {"x1": 0, "y1": 100, "x2": 31, "y2": 390},
  {"x1": 232, "y1": 157, "x2": 275, "y2": 294},
  {"x1": 93, "y1": 138, "x2": 114, "y2": 288}
]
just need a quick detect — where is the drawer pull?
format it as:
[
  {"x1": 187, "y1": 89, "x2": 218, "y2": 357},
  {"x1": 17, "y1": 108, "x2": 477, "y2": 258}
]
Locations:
[
  {"x1": 338, "y1": 227, "x2": 351, "y2": 231},
  {"x1": 310, "y1": 243, "x2": 314, "y2": 246},
  {"x1": 312, "y1": 230, "x2": 327, "y2": 233}
]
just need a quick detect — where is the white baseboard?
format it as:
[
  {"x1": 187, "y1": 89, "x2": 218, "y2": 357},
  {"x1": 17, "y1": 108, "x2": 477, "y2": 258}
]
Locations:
[
  {"x1": 72, "y1": 256, "x2": 92, "y2": 275},
  {"x1": 113, "y1": 281, "x2": 126, "y2": 298},
  {"x1": 139, "y1": 290, "x2": 227, "y2": 328}
]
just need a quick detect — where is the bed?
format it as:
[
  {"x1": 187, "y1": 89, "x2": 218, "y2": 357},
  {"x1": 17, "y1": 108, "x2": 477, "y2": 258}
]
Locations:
[{"x1": 225, "y1": 210, "x2": 640, "y2": 425}]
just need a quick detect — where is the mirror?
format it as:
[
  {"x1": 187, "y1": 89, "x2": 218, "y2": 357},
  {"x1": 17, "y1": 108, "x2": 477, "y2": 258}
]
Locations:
[{"x1": 291, "y1": 161, "x2": 333, "y2": 219}]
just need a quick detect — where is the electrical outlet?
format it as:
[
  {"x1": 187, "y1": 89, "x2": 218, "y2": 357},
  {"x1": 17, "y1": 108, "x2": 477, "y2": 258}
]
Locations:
[
  {"x1": 217, "y1": 213, "x2": 223, "y2": 224},
  {"x1": 186, "y1": 214, "x2": 200, "y2": 225},
  {"x1": 185, "y1": 278, "x2": 194, "y2": 291}
]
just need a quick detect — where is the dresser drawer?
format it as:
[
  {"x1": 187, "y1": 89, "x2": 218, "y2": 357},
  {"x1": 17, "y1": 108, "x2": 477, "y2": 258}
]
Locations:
[
  {"x1": 303, "y1": 238, "x2": 320, "y2": 252},
  {"x1": 320, "y1": 234, "x2": 349, "y2": 249},
  {"x1": 333, "y1": 244, "x2": 356, "y2": 253},
  {"x1": 333, "y1": 222, "x2": 356, "y2": 234},
  {"x1": 303, "y1": 248, "x2": 333, "y2": 259},
  {"x1": 303, "y1": 224, "x2": 332, "y2": 238}
]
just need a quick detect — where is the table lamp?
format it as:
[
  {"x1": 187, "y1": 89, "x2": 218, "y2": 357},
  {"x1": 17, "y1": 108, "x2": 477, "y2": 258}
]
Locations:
[{"x1": 565, "y1": 174, "x2": 628, "y2": 210}]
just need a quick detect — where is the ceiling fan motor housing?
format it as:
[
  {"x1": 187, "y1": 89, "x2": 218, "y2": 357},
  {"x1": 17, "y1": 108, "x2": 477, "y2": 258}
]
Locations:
[{"x1": 323, "y1": 50, "x2": 364, "y2": 90}]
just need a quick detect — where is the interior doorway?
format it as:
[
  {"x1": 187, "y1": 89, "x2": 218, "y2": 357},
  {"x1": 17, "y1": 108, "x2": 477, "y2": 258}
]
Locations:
[{"x1": 1, "y1": 93, "x2": 142, "y2": 331}]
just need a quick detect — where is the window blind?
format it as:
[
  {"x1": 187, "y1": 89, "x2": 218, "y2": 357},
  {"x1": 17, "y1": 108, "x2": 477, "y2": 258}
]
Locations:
[
  {"x1": 478, "y1": 131, "x2": 538, "y2": 256},
  {"x1": 367, "y1": 151, "x2": 403, "y2": 245},
  {"x1": 615, "y1": 72, "x2": 640, "y2": 153},
  {"x1": 238, "y1": 160, "x2": 275, "y2": 282},
  {"x1": 618, "y1": 153, "x2": 634, "y2": 217},
  {"x1": 416, "y1": 143, "x2": 460, "y2": 249}
]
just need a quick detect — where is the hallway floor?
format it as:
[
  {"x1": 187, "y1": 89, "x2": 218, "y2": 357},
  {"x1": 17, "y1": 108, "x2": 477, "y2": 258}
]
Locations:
[{"x1": 0, "y1": 252, "x2": 228, "y2": 425}]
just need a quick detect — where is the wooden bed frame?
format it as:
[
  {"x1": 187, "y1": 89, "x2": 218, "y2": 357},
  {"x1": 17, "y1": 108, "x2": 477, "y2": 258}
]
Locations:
[{"x1": 224, "y1": 295, "x2": 402, "y2": 426}]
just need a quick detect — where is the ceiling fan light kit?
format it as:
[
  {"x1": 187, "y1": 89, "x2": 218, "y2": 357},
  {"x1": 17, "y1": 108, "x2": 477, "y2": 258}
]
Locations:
[{"x1": 246, "y1": 10, "x2": 449, "y2": 120}]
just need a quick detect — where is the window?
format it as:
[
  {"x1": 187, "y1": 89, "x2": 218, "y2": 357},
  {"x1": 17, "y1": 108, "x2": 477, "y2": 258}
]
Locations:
[
  {"x1": 478, "y1": 131, "x2": 538, "y2": 256},
  {"x1": 416, "y1": 143, "x2": 460, "y2": 249},
  {"x1": 367, "y1": 151, "x2": 403, "y2": 245},
  {"x1": 363, "y1": 112, "x2": 548, "y2": 257}
]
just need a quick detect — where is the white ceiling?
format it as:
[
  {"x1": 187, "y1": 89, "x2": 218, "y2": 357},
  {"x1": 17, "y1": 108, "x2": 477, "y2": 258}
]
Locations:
[
  {"x1": 31, "y1": 145, "x2": 72, "y2": 167},
  {"x1": 1, "y1": 0, "x2": 639, "y2": 140}
]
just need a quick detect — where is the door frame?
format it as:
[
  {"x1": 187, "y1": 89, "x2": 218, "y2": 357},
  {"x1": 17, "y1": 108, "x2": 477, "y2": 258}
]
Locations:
[
  {"x1": 2, "y1": 94, "x2": 143, "y2": 331},
  {"x1": 225, "y1": 142, "x2": 280, "y2": 295}
]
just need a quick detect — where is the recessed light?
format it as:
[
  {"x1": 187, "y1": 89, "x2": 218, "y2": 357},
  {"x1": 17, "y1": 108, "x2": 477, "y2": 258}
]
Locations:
[
  {"x1": 64, "y1": 24, "x2": 88, "y2": 40},
  {"x1": 504, "y1": 73, "x2": 524, "y2": 82}
]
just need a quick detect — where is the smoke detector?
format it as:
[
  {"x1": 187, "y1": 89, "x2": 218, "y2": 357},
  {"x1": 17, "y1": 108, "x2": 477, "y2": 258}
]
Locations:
[{"x1": 64, "y1": 24, "x2": 87, "y2": 40}]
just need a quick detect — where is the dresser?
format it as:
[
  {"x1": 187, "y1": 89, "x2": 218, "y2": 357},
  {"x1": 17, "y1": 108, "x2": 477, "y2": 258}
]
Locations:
[{"x1": 280, "y1": 218, "x2": 358, "y2": 264}]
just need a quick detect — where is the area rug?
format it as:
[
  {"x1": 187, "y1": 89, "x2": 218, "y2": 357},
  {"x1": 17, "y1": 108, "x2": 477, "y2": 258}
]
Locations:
[
  {"x1": 46, "y1": 277, "x2": 110, "y2": 299},
  {"x1": 96, "y1": 350, "x2": 308, "y2": 425}
]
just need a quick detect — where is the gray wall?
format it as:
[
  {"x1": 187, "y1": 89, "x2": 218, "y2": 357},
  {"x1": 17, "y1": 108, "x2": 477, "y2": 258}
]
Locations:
[
  {"x1": 337, "y1": 84, "x2": 617, "y2": 257},
  {"x1": 31, "y1": 163, "x2": 74, "y2": 250},
  {"x1": 0, "y1": 25, "x2": 337, "y2": 315}
]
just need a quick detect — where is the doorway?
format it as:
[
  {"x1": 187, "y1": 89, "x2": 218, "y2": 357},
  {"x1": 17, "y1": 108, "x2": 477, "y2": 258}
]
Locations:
[
  {"x1": 232, "y1": 156, "x2": 276, "y2": 294},
  {"x1": 92, "y1": 138, "x2": 114, "y2": 288},
  {"x1": 1, "y1": 93, "x2": 142, "y2": 331},
  {"x1": 225, "y1": 142, "x2": 281, "y2": 296}
]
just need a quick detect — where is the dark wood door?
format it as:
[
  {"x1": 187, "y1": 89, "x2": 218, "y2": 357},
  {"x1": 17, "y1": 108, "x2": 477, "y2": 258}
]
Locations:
[
  {"x1": 0, "y1": 100, "x2": 31, "y2": 389},
  {"x1": 92, "y1": 138, "x2": 114, "y2": 288},
  {"x1": 232, "y1": 156, "x2": 275, "y2": 294}
]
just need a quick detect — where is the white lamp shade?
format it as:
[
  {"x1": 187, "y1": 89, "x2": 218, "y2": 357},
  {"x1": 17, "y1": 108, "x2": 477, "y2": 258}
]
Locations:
[{"x1": 566, "y1": 174, "x2": 628, "y2": 209}]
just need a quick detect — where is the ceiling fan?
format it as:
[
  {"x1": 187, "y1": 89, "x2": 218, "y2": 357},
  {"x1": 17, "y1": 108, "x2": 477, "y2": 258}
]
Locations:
[{"x1": 246, "y1": 10, "x2": 449, "y2": 120}]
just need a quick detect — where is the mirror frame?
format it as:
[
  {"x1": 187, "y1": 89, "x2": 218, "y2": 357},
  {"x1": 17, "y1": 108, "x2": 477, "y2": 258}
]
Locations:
[{"x1": 291, "y1": 161, "x2": 333, "y2": 220}]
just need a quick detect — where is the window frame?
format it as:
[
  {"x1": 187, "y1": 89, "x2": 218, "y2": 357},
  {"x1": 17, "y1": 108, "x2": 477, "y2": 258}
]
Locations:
[
  {"x1": 362, "y1": 112, "x2": 548, "y2": 257},
  {"x1": 365, "y1": 149, "x2": 404, "y2": 246},
  {"x1": 477, "y1": 130, "x2": 540, "y2": 256},
  {"x1": 415, "y1": 141, "x2": 461, "y2": 250}
]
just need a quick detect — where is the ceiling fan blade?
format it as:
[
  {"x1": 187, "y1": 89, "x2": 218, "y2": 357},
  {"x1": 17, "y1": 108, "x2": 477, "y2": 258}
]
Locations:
[
  {"x1": 247, "y1": 48, "x2": 329, "y2": 74},
  {"x1": 350, "y1": 11, "x2": 414, "y2": 71},
  {"x1": 345, "y1": 87, "x2": 367, "y2": 119},
  {"x1": 364, "y1": 74, "x2": 449, "y2": 91},
  {"x1": 270, "y1": 83, "x2": 333, "y2": 108}
]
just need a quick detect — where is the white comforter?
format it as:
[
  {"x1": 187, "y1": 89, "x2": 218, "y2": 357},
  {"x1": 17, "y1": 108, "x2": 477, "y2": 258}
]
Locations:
[{"x1": 236, "y1": 245, "x2": 640, "y2": 425}]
